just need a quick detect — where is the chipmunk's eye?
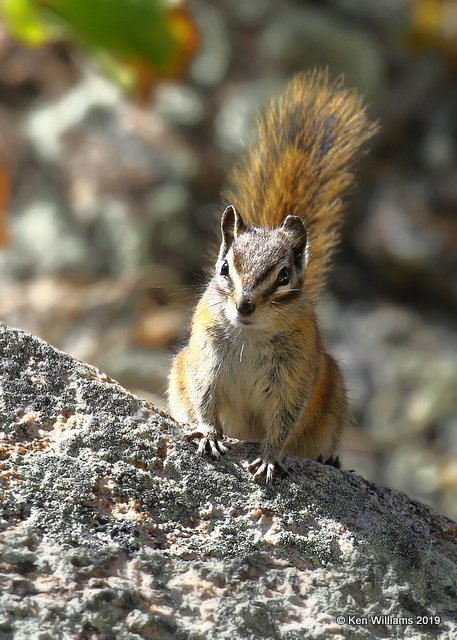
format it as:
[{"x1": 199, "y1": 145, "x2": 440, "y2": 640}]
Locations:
[
  {"x1": 276, "y1": 267, "x2": 289, "y2": 286},
  {"x1": 220, "y1": 260, "x2": 229, "y2": 277}
]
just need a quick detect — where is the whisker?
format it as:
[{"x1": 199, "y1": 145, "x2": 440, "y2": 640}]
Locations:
[
  {"x1": 273, "y1": 288, "x2": 301, "y2": 295},
  {"x1": 191, "y1": 301, "x2": 225, "y2": 322}
]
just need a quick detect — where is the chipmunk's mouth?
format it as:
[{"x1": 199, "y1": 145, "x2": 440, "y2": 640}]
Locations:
[
  {"x1": 237, "y1": 317, "x2": 254, "y2": 326},
  {"x1": 225, "y1": 305, "x2": 258, "y2": 328},
  {"x1": 230, "y1": 314, "x2": 255, "y2": 328}
]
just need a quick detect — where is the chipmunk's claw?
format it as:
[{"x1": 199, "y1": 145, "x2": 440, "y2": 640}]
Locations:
[
  {"x1": 184, "y1": 428, "x2": 229, "y2": 459},
  {"x1": 317, "y1": 454, "x2": 341, "y2": 469},
  {"x1": 196, "y1": 436, "x2": 229, "y2": 459},
  {"x1": 248, "y1": 457, "x2": 278, "y2": 484}
]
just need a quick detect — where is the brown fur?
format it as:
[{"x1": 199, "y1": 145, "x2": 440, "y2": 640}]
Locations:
[
  {"x1": 168, "y1": 71, "x2": 376, "y2": 482},
  {"x1": 224, "y1": 69, "x2": 377, "y2": 298}
]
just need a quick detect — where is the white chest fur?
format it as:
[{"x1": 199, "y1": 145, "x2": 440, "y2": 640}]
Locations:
[{"x1": 212, "y1": 332, "x2": 275, "y2": 441}]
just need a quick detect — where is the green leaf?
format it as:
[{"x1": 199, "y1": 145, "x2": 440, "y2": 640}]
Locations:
[
  {"x1": 43, "y1": 0, "x2": 180, "y2": 72},
  {"x1": 3, "y1": 0, "x2": 50, "y2": 46},
  {"x1": 1, "y1": 0, "x2": 199, "y2": 95}
]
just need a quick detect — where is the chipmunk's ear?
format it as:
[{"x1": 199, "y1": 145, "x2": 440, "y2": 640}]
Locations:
[
  {"x1": 281, "y1": 215, "x2": 308, "y2": 267},
  {"x1": 219, "y1": 204, "x2": 246, "y2": 257}
]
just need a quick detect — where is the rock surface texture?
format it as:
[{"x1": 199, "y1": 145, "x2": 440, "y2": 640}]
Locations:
[{"x1": 0, "y1": 324, "x2": 456, "y2": 640}]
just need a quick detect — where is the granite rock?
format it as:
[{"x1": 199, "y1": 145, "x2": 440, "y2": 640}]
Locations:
[{"x1": 0, "y1": 324, "x2": 456, "y2": 639}]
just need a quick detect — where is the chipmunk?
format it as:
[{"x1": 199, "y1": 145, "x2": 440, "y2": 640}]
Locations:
[{"x1": 168, "y1": 70, "x2": 377, "y2": 483}]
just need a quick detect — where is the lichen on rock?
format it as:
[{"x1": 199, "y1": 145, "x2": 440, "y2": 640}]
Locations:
[{"x1": 0, "y1": 324, "x2": 456, "y2": 639}]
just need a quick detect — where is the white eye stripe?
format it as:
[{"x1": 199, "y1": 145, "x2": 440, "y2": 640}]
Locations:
[
  {"x1": 221, "y1": 255, "x2": 296, "y2": 298},
  {"x1": 227, "y1": 255, "x2": 244, "y2": 293}
]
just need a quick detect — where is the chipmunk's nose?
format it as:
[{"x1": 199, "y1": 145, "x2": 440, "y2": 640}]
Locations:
[{"x1": 236, "y1": 298, "x2": 256, "y2": 316}]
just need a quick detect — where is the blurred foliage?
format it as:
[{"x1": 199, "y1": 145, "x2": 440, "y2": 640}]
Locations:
[
  {"x1": 409, "y1": 0, "x2": 457, "y2": 62},
  {"x1": 2, "y1": 0, "x2": 199, "y2": 97},
  {"x1": 0, "y1": 159, "x2": 8, "y2": 246}
]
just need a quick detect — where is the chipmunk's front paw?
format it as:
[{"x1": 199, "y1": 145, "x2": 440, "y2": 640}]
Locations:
[
  {"x1": 248, "y1": 457, "x2": 284, "y2": 485},
  {"x1": 197, "y1": 436, "x2": 229, "y2": 459},
  {"x1": 317, "y1": 454, "x2": 341, "y2": 469},
  {"x1": 184, "y1": 428, "x2": 229, "y2": 459}
]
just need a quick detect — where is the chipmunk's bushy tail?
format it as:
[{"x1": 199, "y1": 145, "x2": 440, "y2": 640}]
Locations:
[{"x1": 224, "y1": 69, "x2": 377, "y2": 298}]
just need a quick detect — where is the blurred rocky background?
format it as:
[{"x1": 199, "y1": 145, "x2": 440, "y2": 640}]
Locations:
[{"x1": 0, "y1": 0, "x2": 456, "y2": 519}]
